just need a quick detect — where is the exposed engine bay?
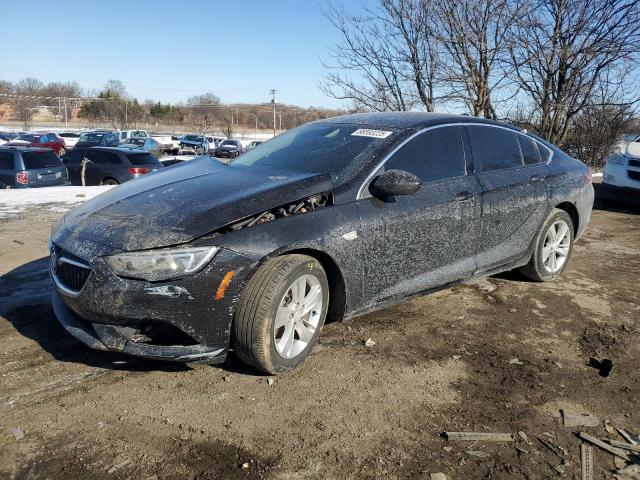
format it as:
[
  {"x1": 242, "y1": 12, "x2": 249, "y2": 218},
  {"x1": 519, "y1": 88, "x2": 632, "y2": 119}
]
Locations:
[{"x1": 217, "y1": 192, "x2": 333, "y2": 233}]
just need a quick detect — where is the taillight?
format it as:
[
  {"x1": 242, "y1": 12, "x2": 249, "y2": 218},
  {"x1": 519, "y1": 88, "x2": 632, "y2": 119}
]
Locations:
[
  {"x1": 128, "y1": 167, "x2": 149, "y2": 175},
  {"x1": 16, "y1": 171, "x2": 28, "y2": 184},
  {"x1": 585, "y1": 166, "x2": 593, "y2": 183}
]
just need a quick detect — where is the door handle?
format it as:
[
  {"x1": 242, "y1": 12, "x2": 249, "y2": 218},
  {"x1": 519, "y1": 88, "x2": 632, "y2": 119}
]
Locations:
[
  {"x1": 530, "y1": 174, "x2": 544, "y2": 182},
  {"x1": 455, "y1": 190, "x2": 474, "y2": 201}
]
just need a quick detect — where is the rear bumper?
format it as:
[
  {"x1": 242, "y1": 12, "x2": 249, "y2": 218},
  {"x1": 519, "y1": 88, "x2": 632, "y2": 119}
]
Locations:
[{"x1": 601, "y1": 182, "x2": 640, "y2": 206}]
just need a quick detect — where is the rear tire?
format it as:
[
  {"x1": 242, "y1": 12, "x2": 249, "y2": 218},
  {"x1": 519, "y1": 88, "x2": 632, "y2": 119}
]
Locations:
[
  {"x1": 101, "y1": 178, "x2": 119, "y2": 186},
  {"x1": 232, "y1": 254, "x2": 329, "y2": 374},
  {"x1": 519, "y1": 208, "x2": 574, "y2": 282}
]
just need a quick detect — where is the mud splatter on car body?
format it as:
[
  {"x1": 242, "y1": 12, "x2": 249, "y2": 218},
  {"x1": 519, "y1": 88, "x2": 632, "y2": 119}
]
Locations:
[{"x1": 49, "y1": 112, "x2": 594, "y2": 365}]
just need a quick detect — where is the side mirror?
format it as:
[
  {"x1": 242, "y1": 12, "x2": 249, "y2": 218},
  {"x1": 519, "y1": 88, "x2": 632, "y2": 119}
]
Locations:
[{"x1": 369, "y1": 169, "x2": 422, "y2": 197}]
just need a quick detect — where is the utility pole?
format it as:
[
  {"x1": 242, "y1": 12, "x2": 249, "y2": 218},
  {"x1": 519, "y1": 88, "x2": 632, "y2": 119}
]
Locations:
[
  {"x1": 63, "y1": 97, "x2": 68, "y2": 129},
  {"x1": 269, "y1": 89, "x2": 277, "y2": 137},
  {"x1": 279, "y1": 111, "x2": 282, "y2": 131}
]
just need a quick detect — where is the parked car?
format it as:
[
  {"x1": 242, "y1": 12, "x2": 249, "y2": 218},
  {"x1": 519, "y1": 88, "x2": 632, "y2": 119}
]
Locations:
[
  {"x1": 7, "y1": 133, "x2": 67, "y2": 155},
  {"x1": 120, "y1": 137, "x2": 164, "y2": 158},
  {"x1": 74, "y1": 131, "x2": 119, "y2": 149},
  {"x1": 159, "y1": 154, "x2": 197, "y2": 167},
  {"x1": 61, "y1": 146, "x2": 163, "y2": 185},
  {"x1": 246, "y1": 140, "x2": 263, "y2": 150},
  {"x1": 118, "y1": 130, "x2": 149, "y2": 142},
  {"x1": 59, "y1": 132, "x2": 82, "y2": 149},
  {"x1": 0, "y1": 146, "x2": 68, "y2": 188},
  {"x1": 179, "y1": 134, "x2": 209, "y2": 154},
  {"x1": 0, "y1": 132, "x2": 18, "y2": 146},
  {"x1": 601, "y1": 141, "x2": 640, "y2": 206},
  {"x1": 49, "y1": 113, "x2": 593, "y2": 374},
  {"x1": 151, "y1": 133, "x2": 180, "y2": 154},
  {"x1": 213, "y1": 139, "x2": 244, "y2": 158}
]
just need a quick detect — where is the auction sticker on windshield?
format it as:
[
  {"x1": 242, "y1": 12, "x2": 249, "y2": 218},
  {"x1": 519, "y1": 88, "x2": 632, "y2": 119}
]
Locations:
[{"x1": 351, "y1": 129, "x2": 393, "y2": 139}]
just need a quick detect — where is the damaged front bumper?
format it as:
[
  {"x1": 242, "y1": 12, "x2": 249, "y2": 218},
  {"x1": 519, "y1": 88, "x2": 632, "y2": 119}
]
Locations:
[
  {"x1": 49, "y1": 242, "x2": 255, "y2": 363},
  {"x1": 52, "y1": 289, "x2": 226, "y2": 362}
]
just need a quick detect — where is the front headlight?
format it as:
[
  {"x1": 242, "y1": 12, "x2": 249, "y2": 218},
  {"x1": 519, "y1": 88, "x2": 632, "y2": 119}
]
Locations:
[{"x1": 105, "y1": 246, "x2": 219, "y2": 282}]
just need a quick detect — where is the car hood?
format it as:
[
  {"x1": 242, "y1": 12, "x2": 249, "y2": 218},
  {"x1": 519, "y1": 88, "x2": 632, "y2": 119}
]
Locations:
[
  {"x1": 217, "y1": 145, "x2": 239, "y2": 151},
  {"x1": 180, "y1": 139, "x2": 202, "y2": 145},
  {"x1": 53, "y1": 156, "x2": 332, "y2": 253},
  {"x1": 7, "y1": 140, "x2": 31, "y2": 146}
]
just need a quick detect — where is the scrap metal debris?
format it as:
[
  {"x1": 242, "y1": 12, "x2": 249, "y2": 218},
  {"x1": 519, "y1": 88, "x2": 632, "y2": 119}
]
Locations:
[{"x1": 537, "y1": 435, "x2": 569, "y2": 458}]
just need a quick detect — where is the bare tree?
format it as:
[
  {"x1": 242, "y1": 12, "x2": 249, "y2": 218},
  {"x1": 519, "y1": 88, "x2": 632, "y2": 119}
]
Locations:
[
  {"x1": 187, "y1": 93, "x2": 221, "y2": 132},
  {"x1": 14, "y1": 78, "x2": 43, "y2": 130},
  {"x1": 433, "y1": 0, "x2": 520, "y2": 118},
  {"x1": 321, "y1": 0, "x2": 440, "y2": 111},
  {"x1": 508, "y1": 0, "x2": 640, "y2": 144}
]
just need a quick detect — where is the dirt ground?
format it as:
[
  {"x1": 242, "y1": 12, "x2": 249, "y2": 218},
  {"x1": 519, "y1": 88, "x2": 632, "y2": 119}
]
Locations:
[{"x1": 1, "y1": 182, "x2": 639, "y2": 480}]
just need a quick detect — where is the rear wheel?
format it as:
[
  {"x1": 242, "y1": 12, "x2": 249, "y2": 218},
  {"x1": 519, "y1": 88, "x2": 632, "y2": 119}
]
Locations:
[
  {"x1": 232, "y1": 254, "x2": 329, "y2": 374},
  {"x1": 519, "y1": 208, "x2": 574, "y2": 282},
  {"x1": 101, "y1": 178, "x2": 119, "y2": 186}
]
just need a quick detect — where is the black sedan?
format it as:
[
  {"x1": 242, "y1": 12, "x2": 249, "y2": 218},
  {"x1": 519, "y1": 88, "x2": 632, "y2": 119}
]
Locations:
[
  {"x1": 49, "y1": 113, "x2": 594, "y2": 374},
  {"x1": 213, "y1": 139, "x2": 244, "y2": 159}
]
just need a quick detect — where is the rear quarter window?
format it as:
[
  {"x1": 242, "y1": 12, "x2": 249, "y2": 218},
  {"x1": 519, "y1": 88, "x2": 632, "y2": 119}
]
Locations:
[
  {"x1": 0, "y1": 152, "x2": 14, "y2": 169},
  {"x1": 467, "y1": 125, "x2": 523, "y2": 171},
  {"x1": 127, "y1": 153, "x2": 160, "y2": 166},
  {"x1": 518, "y1": 135, "x2": 543, "y2": 165},
  {"x1": 21, "y1": 151, "x2": 62, "y2": 169}
]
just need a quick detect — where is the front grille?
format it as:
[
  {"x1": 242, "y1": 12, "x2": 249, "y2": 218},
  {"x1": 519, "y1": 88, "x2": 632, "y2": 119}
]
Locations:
[
  {"x1": 52, "y1": 245, "x2": 92, "y2": 293},
  {"x1": 628, "y1": 170, "x2": 640, "y2": 181}
]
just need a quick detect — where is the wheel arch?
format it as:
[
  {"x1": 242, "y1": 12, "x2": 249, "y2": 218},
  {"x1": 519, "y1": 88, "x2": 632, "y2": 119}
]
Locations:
[
  {"x1": 273, "y1": 247, "x2": 347, "y2": 323},
  {"x1": 555, "y1": 201, "x2": 579, "y2": 236}
]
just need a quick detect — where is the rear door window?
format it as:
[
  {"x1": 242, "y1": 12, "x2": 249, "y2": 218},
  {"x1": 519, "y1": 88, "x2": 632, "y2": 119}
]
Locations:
[
  {"x1": 0, "y1": 152, "x2": 14, "y2": 169},
  {"x1": 467, "y1": 125, "x2": 523, "y2": 171},
  {"x1": 127, "y1": 153, "x2": 160, "y2": 166},
  {"x1": 62, "y1": 149, "x2": 84, "y2": 165},
  {"x1": 518, "y1": 135, "x2": 543, "y2": 165},
  {"x1": 385, "y1": 126, "x2": 467, "y2": 183},
  {"x1": 86, "y1": 150, "x2": 108, "y2": 164},
  {"x1": 22, "y1": 151, "x2": 62, "y2": 169}
]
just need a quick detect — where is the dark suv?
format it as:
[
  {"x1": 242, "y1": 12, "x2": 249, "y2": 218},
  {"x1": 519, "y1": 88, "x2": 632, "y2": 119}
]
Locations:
[
  {"x1": 74, "y1": 131, "x2": 119, "y2": 149},
  {"x1": 61, "y1": 147, "x2": 163, "y2": 185},
  {"x1": 0, "y1": 146, "x2": 68, "y2": 188}
]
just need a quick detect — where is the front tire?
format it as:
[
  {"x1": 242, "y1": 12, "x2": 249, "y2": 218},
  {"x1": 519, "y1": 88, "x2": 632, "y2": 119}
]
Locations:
[
  {"x1": 519, "y1": 208, "x2": 574, "y2": 282},
  {"x1": 232, "y1": 254, "x2": 329, "y2": 374}
]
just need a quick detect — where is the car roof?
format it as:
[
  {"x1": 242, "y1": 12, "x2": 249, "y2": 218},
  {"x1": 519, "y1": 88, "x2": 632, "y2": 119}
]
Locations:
[
  {"x1": 312, "y1": 112, "x2": 522, "y2": 132},
  {"x1": 0, "y1": 146, "x2": 53, "y2": 153},
  {"x1": 88, "y1": 146, "x2": 150, "y2": 153}
]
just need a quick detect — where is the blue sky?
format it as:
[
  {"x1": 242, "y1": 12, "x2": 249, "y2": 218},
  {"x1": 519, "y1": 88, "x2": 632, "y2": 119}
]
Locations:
[{"x1": 1, "y1": 0, "x2": 359, "y2": 108}]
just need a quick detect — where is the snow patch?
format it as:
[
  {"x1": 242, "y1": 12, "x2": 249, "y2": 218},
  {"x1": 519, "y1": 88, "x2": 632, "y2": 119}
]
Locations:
[{"x1": 0, "y1": 186, "x2": 114, "y2": 218}]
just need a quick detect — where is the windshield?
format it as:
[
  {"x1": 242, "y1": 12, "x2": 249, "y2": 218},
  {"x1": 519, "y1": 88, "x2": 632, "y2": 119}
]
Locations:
[
  {"x1": 229, "y1": 123, "x2": 398, "y2": 183},
  {"x1": 17, "y1": 134, "x2": 40, "y2": 142},
  {"x1": 221, "y1": 140, "x2": 237, "y2": 146},
  {"x1": 22, "y1": 151, "x2": 62, "y2": 169},
  {"x1": 124, "y1": 138, "x2": 145, "y2": 146},
  {"x1": 127, "y1": 153, "x2": 160, "y2": 165},
  {"x1": 184, "y1": 135, "x2": 202, "y2": 142},
  {"x1": 78, "y1": 133, "x2": 104, "y2": 143}
]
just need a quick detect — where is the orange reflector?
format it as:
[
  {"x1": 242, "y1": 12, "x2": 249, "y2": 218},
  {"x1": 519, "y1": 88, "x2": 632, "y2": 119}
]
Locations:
[{"x1": 215, "y1": 270, "x2": 235, "y2": 300}]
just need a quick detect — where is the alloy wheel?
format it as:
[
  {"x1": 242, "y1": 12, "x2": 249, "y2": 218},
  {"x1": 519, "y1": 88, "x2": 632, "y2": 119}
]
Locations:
[
  {"x1": 542, "y1": 220, "x2": 571, "y2": 273},
  {"x1": 273, "y1": 274, "x2": 323, "y2": 359}
]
